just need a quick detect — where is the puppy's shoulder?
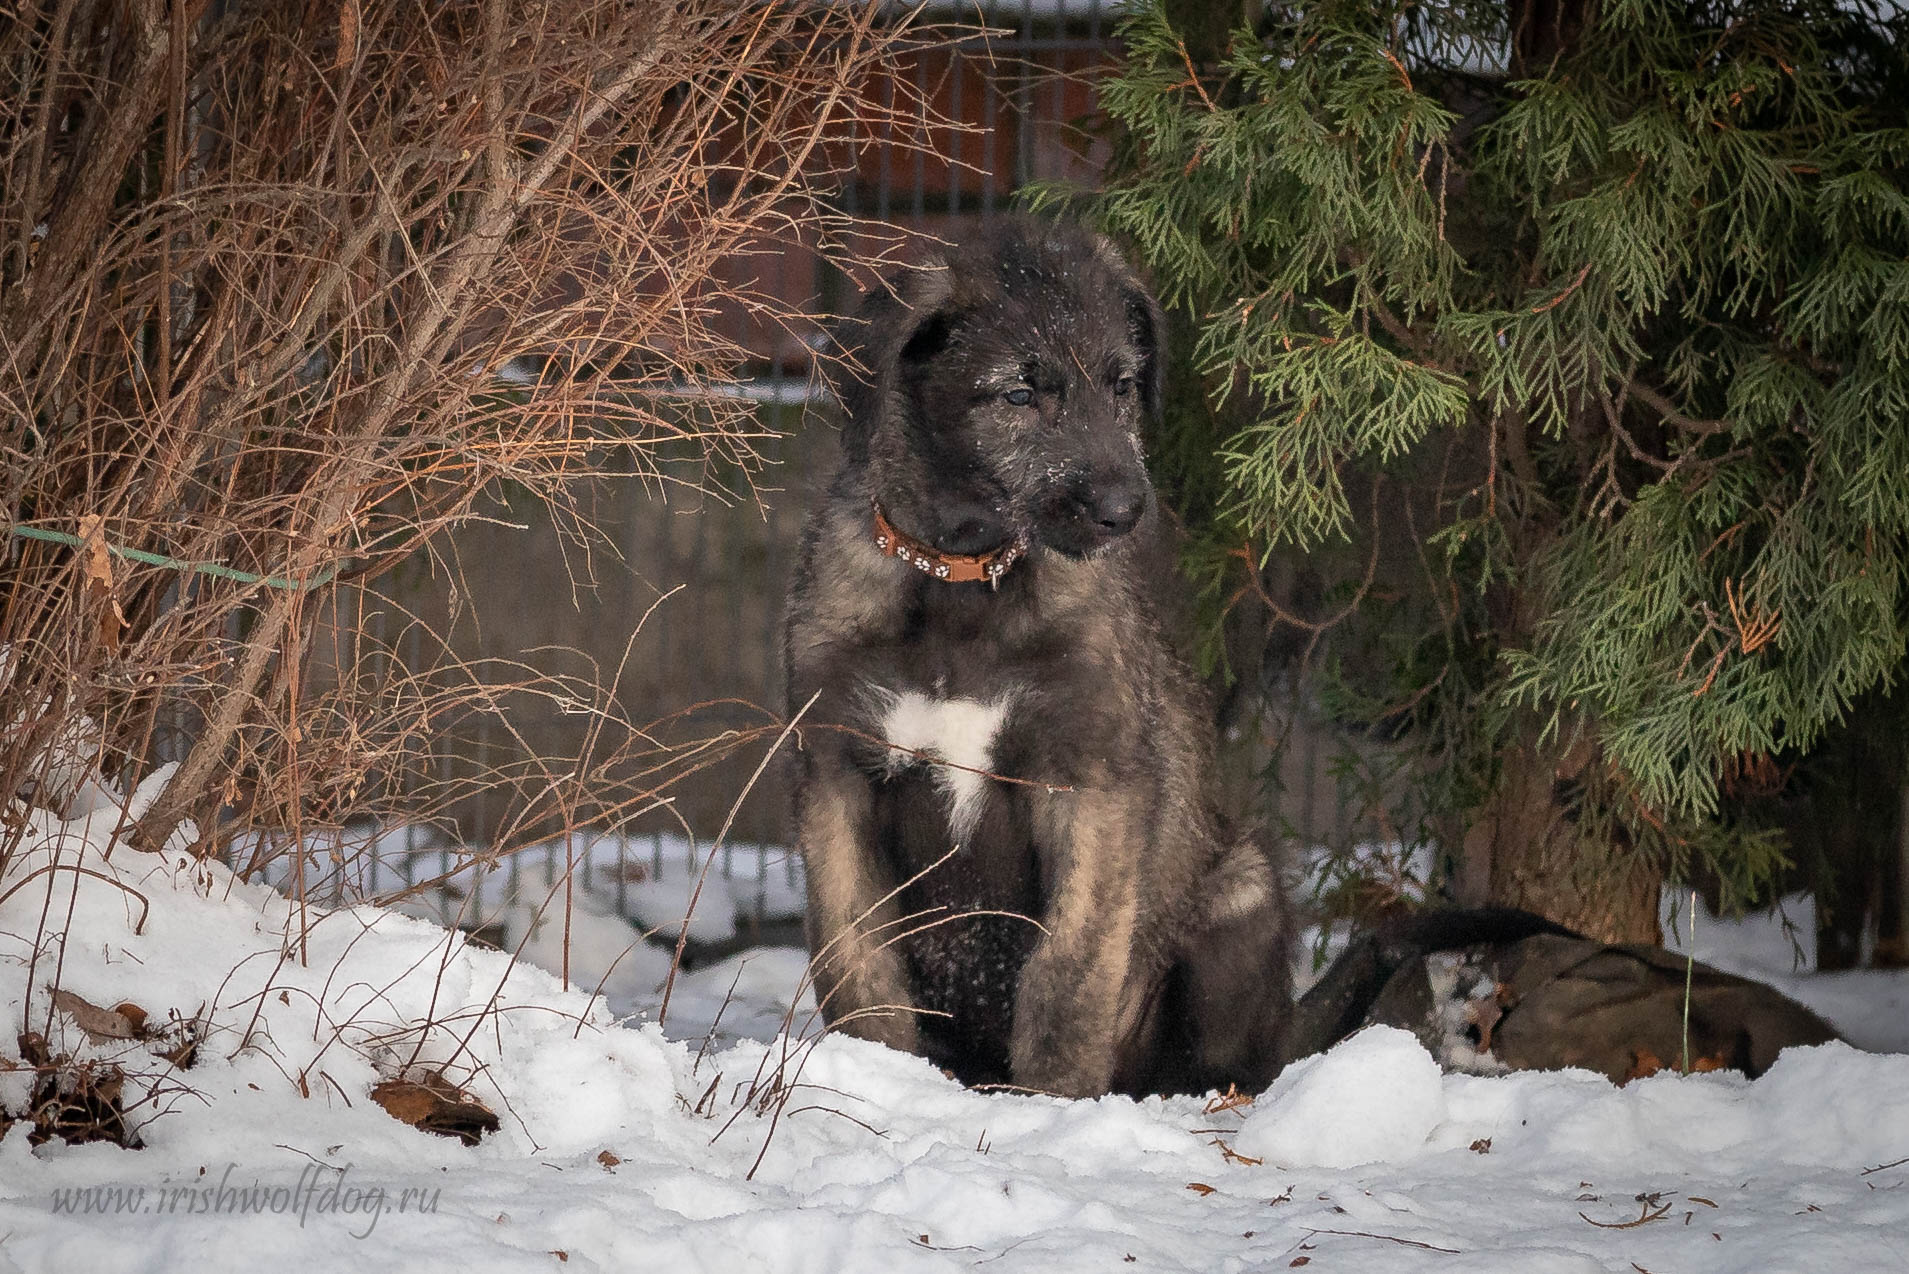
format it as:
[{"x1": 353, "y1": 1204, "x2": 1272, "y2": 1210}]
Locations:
[{"x1": 788, "y1": 483, "x2": 903, "y2": 648}]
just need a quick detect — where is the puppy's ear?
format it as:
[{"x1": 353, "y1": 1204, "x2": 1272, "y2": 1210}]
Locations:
[
  {"x1": 1124, "y1": 285, "x2": 1168, "y2": 421},
  {"x1": 1093, "y1": 232, "x2": 1168, "y2": 421},
  {"x1": 825, "y1": 258, "x2": 955, "y2": 465},
  {"x1": 897, "y1": 306, "x2": 956, "y2": 369}
]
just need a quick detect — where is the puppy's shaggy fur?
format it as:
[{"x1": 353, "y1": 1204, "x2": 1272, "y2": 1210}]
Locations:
[{"x1": 783, "y1": 219, "x2": 1292, "y2": 1097}]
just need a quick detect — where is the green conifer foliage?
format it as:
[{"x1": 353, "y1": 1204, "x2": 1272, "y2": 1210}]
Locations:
[{"x1": 1080, "y1": 0, "x2": 1909, "y2": 930}]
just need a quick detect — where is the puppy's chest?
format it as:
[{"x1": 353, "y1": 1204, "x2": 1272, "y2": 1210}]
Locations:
[{"x1": 860, "y1": 679, "x2": 1019, "y2": 847}]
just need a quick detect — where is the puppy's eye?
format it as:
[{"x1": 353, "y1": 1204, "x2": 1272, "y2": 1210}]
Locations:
[
  {"x1": 1003, "y1": 387, "x2": 1034, "y2": 407},
  {"x1": 1112, "y1": 375, "x2": 1135, "y2": 398}
]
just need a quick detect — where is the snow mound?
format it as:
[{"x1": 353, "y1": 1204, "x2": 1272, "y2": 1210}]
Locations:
[
  {"x1": 1236, "y1": 1025, "x2": 1447, "y2": 1167},
  {"x1": 1, "y1": 781, "x2": 1906, "y2": 1273},
  {"x1": 495, "y1": 882, "x2": 674, "y2": 1013},
  {"x1": 0, "y1": 790, "x2": 685, "y2": 1162},
  {"x1": 1440, "y1": 1041, "x2": 1909, "y2": 1171}
]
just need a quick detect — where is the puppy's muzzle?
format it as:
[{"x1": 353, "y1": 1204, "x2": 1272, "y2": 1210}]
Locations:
[{"x1": 933, "y1": 499, "x2": 1013, "y2": 556}]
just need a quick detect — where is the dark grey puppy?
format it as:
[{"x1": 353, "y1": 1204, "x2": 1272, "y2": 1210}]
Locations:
[{"x1": 783, "y1": 218, "x2": 1291, "y2": 1098}]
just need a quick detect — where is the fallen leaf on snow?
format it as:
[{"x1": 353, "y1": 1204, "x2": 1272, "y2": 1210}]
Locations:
[{"x1": 371, "y1": 1073, "x2": 499, "y2": 1146}]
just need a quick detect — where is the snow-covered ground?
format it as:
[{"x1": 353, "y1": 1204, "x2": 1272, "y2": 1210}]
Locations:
[{"x1": 3, "y1": 788, "x2": 1906, "y2": 1273}]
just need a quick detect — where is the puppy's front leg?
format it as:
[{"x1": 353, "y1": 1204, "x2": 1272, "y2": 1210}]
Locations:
[
  {"x1": 797, "y1": 739, "x2": 921, "y2": 1054},
  {"x1": 1012, "y1": 784, "x2": 1153, "y2": 1097}
]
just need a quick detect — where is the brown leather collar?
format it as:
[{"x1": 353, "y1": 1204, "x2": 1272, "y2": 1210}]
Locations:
[{"x1": 871, "y1": 500, "x2": 1025, "y2": 587}]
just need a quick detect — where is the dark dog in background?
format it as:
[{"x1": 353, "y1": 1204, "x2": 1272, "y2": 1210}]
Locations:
[{"x1": 782, "y1": 218, "x2": 1293, "y2": 1098}]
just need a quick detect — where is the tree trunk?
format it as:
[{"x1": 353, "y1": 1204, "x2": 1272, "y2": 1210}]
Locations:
[
  {"x1": 1458, "y1": 723, "x2": 1663, "y2": 944},
  {"x1": 1798, "y1": 684, "x2": 1908, "y2": 970}
]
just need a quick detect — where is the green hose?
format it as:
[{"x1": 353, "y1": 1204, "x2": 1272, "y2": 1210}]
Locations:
[{"x1": 5, "y1": 524, "x2": 338, "y2": 591}]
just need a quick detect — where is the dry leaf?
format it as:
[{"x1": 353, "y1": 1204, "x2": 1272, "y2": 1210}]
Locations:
[
  {"x1": 1202, "y1": 1084, "x2": 1255, "y2": 1115},
  {"x1": 1186, "y1": 1182, "x2": 1217, "y2": 1196},
  {"x1": 371, "y1": 1073, "x2": 499, "y2": 1146},
  {"x1": 52, "y1": 989, "x2": 139, "y2": 1043},
  {"x1": 75, "y1": 514, "x2": 126, "y2": 650},
  {"x1": 76, "y1": 515, "x2": 112, "y2": 588}
]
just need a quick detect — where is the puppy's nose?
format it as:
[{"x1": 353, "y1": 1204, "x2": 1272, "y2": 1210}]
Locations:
[{"x1": 1092, "y1": 483, "x2": 1145, "y2": 538}]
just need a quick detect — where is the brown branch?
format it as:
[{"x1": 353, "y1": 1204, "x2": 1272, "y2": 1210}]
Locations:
[
  {"x1": 1530, "y1": 261, "x2": 1592, "y2": 314},
  {"x1": 1232, "y1": 477, "x2": 1387, "y2": 669},
  {"x1": 1580, "y1": 1198, "x2": 1675, "y2": 1229},
  {"x1": 1626, "y1": 378, "x2": 1734, "y2": 436},
  {"x1": 1172, "y1": 38, "x2": 1221, "y2": 113},
  {"x1": 1304, "y1": 1228, "x2": 1460, "y2": 1254}
]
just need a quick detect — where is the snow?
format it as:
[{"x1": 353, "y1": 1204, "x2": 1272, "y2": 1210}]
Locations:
[
  {"x1": 494, "y1": 880, "x2": 679, "y2": 1012},
  {"x1": 1235, "y1": 1026, "x2": 1447, "y2": 1168},
  {"x1": 3, "y1": 791, "x2": 1907, "y2": 1273}
]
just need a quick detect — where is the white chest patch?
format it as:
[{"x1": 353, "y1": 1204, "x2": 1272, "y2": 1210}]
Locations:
[{"x1": 872, "y1": 687, "x2": 1015, "y2": 847}]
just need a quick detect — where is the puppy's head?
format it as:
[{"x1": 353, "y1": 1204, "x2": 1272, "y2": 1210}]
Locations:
[{"x1": 828, "y1": 218, "x2": 1166, "y2": 562}]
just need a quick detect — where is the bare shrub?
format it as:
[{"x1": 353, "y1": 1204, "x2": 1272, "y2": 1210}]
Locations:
[{"x1": 0, "y1": 0, "x2": 960, "y2": 895}]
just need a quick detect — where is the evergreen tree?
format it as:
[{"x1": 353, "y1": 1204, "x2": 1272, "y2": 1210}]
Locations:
[{"x1": 1075, "y1": 0, "x2": 1909, "y2": 939}]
